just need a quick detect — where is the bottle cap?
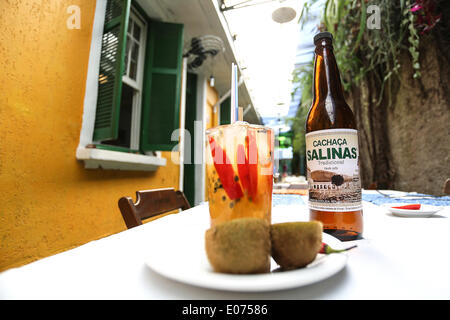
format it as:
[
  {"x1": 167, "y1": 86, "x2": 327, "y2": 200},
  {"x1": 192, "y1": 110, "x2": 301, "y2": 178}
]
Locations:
[{"x1": 314, "y1": 32, "x2": 333, "y2": 44}]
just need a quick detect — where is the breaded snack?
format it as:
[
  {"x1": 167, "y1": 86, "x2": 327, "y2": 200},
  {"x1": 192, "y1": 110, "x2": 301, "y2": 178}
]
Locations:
[
  {"x1": 205, "y1": 218, "x2": 271, "y2": 274},
  {"x1": 270, "y1": 221, "x2": 323, "y2": 270}
]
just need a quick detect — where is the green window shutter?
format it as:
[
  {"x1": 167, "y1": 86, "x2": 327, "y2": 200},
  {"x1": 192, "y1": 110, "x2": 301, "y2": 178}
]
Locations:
[
  {"x1": 140, "y1": 21, "x2": 184, "y2": 152},
  {"x1": 220, "y1": 97, "x2": 231, "y2": 125},
  {"x1": 93, "y1": 0, "x2": 131, "y2": 141}
]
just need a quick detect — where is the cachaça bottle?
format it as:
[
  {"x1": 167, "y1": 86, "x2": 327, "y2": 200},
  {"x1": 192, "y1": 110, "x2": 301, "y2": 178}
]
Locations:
[{"x1": 305, "y1": 32, "x2": 363, "y2": 241}]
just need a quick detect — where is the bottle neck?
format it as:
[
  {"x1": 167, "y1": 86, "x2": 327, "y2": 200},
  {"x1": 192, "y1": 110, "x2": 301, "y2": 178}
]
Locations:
[{"x1": 312, "y1": 40, "x2": 345, "y2": 103}]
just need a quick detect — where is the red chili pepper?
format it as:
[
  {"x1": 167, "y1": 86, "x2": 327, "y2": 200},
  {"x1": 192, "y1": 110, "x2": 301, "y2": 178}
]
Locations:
[
  {"x1": 392, "y1": 204, "x2": 421, "y2": 210},
  {"x1": 209, "y1": 136, "x2": 243, "y2": 200},
  {"x1": 319, "y1": 243, "x2": 357, "y2": 254}
]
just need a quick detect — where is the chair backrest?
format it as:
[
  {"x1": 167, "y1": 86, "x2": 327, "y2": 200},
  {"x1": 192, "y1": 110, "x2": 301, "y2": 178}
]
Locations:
[{"x1": 118, "y1": 188, "x2": 191, "y2": 229}]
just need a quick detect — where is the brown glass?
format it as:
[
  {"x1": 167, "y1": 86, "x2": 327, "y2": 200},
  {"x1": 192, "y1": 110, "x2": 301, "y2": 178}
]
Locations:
[{"x1": 306, "y1": 37, "x2": 363, "y2": 241}]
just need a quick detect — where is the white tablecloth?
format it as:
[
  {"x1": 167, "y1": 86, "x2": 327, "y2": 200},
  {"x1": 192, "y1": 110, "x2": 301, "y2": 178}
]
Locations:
[{"x1": 1, "y1": 191, "x2": 449, "y2": 299}]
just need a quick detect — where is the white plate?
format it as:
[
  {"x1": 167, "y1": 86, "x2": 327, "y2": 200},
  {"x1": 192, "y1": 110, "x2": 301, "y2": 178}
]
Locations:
[
  {"x1": 145, "y1": 230, "x2": 348, "y2": 292},
  {"x1": 383, "y1": 203, "x2": 443, "y2": 217}
]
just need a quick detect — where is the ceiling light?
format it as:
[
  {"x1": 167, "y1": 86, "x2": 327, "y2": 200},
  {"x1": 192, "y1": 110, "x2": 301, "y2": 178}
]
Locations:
[{"x1": 271, "y1": 6, "x2": 296, "y2": 24}]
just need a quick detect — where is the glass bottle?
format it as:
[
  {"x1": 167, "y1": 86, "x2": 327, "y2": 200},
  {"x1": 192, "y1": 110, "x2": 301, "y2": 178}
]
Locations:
[{"x1": 305, "y1": 32, "x2": 363, "y2": 241}]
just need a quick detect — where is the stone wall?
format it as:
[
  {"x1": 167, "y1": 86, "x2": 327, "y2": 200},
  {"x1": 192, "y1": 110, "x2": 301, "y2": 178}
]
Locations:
[
  {"x1": 387, "y1": 36, "x2": 450, "y2": 195},
  {"x1": 350, "y1": 33, "x2": 449, "y2": 196}
]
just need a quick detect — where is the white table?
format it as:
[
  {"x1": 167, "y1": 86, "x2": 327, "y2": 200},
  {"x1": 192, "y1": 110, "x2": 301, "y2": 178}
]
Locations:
[{"x1": 1, "y1": 191, "x2": 449, "y2": 299}]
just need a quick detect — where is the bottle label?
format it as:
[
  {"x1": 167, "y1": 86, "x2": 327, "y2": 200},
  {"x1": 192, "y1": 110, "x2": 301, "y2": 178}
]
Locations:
[{"x1": 305, "y1": 129, "x2": 362, "y2": 212}]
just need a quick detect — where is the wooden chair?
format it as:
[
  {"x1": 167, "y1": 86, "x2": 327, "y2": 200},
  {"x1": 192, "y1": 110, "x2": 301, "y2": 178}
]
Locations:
[{"x1": 118, "y1": 188, "x2": 191, "y2": 229}]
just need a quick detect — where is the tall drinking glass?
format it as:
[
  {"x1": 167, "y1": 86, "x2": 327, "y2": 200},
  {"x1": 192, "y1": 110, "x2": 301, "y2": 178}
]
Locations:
[{"x1": 205, "y1": 122, "x2": 274, "y2": 227}]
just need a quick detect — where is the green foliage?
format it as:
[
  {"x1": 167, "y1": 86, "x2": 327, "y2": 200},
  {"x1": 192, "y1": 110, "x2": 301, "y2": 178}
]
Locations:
[
  {"x1": 328, "y1": 1, "x2": 409, "y2": 96},
  {"x1": 295, "y1": 0, "x2": 424, "y2": 104},
  {"x1": 288, "y1": 0, "x2": 432, "y2": 162},
  {"x1": 288, "y1": 61, "x2": 314, "y2": 156},
  {"x1": 298, "y1": 0, "x2": 322, "y2": 28}
]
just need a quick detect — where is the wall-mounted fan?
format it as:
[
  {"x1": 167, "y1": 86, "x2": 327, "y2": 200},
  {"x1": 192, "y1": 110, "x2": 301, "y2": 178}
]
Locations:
[{"x1": 184, "y1": 35, "x2": 225, "y2": 71}]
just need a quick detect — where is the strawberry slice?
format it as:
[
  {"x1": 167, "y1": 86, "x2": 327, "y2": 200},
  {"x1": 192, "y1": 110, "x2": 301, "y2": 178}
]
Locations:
[
  {"x1": 208, "y1": 137, "x2": 243, "y2": 200},
  {"x1": 247, "y1": 131, "x2": 258, "y2": 199}
]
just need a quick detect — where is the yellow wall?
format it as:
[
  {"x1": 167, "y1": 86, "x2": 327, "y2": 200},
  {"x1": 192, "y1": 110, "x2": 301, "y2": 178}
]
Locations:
[
  {"x1": 0, "y1": 1, "x2": 179, "y2": 271},
  {"x1": 205, "y1": 82, "x2": 219, "y2": 129}
]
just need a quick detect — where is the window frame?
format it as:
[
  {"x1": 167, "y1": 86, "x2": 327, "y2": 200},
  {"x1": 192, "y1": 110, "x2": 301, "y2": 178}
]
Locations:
[
  {"x1": 122, "y1": 9, "x2": 146, "y2": 90},
  {"x1": 76, "y1": 0, "x2": 167, "y2": 171},
  {"x1": 120, "y1": 8, "x2": 147, "y2": 151},
  {"x1": 92, "y1": 3, "x2": 147, "y2": 152}
]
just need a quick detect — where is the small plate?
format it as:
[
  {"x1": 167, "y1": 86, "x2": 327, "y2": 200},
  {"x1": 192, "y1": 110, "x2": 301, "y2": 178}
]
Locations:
[
  {"x1": 383, "y1": 203, "x2": 443, "y2": 218},
  {"x1": 145, "y1": 231, "x2": 348, "y2": 292}
]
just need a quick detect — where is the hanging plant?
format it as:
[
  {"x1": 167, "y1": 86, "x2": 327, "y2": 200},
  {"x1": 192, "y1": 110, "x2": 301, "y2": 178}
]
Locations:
[
  {"x1": 294, "y1": 0, "x2": 443, "y2": 97},
  {"x1": 407, "y1": 0, "x2": 442, "y2": 78},
  {"x1": 410, "y1": 0, "x2": 442, "y2": 34}
]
